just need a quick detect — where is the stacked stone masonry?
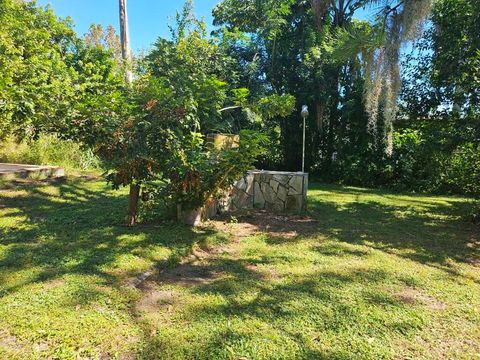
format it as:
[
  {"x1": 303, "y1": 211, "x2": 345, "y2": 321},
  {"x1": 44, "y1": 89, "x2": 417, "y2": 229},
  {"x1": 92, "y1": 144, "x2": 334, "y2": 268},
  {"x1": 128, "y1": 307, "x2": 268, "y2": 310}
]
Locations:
[{"x1": 226, "y1": 170, "x2": 308, "y2": 213}]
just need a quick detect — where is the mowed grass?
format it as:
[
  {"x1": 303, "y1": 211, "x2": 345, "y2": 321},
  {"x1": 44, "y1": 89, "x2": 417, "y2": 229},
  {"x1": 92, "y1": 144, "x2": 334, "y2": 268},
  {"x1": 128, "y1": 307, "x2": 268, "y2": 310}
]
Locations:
[
  {"x1": 1, "y1": 178, "x2": 479, "y2": 359},
  {"x1": 0, "y1": 177, "x2": 226, "y2": 359}
]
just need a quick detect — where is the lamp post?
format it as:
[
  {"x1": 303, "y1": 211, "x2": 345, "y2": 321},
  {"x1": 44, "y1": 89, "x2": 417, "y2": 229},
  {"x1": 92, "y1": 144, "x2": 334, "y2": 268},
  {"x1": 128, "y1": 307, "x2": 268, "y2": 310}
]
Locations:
[{"x1": 301, "y1": 105, "x2": 309, "y2": 173}]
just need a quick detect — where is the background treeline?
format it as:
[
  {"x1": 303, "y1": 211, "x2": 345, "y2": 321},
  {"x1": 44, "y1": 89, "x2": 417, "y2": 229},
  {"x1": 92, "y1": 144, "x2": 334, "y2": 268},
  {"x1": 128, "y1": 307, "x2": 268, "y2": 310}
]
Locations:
[
  {"x1": 1, "y1": 0, "x2": 478, "y2": 198},
  {"x1": 212, "y1": 0, "x2": 479, "y2": 197}
]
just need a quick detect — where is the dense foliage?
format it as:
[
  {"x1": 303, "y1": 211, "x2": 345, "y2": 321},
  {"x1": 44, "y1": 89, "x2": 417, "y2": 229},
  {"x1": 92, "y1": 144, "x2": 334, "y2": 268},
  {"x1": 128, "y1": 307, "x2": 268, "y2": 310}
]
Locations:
[
  {"x1": 0, "y1": 1, "x2": 292, "y2": 222},
  {"x1": 0, "y1": 0, "x2": 76, "y2": 138},
  {"x1": 97, "y1": 11, "x2": 292, "y2": 219},
  {"x1": 0, "y1": 0, "x2": 478, "y2": 225},
  {"x1": 213, "y1": 0, "x2": 432, "y2": 169},
  {"x1": 213, "y1": 0, "x2": 479, "y2": 197},
  {"x1": 398, "y1": 0, "x2": 480, "y2": 196}
]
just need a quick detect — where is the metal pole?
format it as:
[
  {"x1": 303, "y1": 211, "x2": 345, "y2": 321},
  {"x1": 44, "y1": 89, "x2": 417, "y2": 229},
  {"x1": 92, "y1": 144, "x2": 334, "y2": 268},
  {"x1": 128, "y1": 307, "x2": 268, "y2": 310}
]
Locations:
[
  {"x1": 300, "y1": 105, "x2": 308, "y2": 173},
  {"x1": 302, "y1": 116, "x2": 306, "y2": 173}
]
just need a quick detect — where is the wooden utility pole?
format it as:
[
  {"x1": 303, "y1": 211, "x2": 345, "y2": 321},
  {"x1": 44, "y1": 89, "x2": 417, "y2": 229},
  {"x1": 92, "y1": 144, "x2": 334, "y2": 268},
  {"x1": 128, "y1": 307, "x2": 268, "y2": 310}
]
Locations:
[
  {"x1": 119, "y1": 0, "x2": 139, "y2": 225},
  {"x1": 119, "y1": 0, "x2": 133, "y2": 84}
]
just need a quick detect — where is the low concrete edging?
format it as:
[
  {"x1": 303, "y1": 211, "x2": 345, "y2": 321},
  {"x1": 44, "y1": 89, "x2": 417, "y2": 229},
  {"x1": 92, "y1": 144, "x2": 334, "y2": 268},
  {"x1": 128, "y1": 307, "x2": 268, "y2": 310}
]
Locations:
[{"x1": 0, "y1": 163, "x2": 65, "y2": 179}]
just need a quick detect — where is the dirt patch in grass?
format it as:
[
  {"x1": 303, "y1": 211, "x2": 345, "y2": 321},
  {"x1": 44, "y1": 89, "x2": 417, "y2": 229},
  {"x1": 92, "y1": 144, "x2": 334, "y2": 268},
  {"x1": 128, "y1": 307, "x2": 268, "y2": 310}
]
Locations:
[
  {"x1": 159, "y1": 262, "x2": 223, "y2": 287},
  {"x1": 0, "y1": 330, "x2": 23, "y2": 351},
  {"x1": 395, "y1": 287, "x2": 447, "y2": 310},
  {"x1": 134, "y1": 212, "x2": 316, "y2": 319},
  {"x1": 244, "y1": 262, "x2": 282, "y2": 281},
  {"x1": 209, "y1": 210, "x2": 319, "y2": 240},
  {"x1": 41, "y1": 278, "x2": 66, "y2": 290},
  {"x1": 134, "y1": 253, "x2": 226, "y2": 325},
  {"x1": 136, "y1": 281, "x2": 177, "y2": 314},
  {"x1": 135, "y1": 211, "x2": 317, "y2": 292}
]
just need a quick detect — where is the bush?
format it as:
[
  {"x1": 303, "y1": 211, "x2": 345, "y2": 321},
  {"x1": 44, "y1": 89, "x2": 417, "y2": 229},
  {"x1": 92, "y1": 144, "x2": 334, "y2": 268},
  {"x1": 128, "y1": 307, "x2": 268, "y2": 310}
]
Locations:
[
  {"x1": 386, "y1": 125, "x2": 480, "y2": 196},
  {"x1": 0, "y1": 135, "x2": 100, "y2": 172},
  {"x1": 142, "y1": 130, "x2": 268, "y2": 214},
  {"x1": 446, "y1": 143, "x2": 480, "y2": 197}
]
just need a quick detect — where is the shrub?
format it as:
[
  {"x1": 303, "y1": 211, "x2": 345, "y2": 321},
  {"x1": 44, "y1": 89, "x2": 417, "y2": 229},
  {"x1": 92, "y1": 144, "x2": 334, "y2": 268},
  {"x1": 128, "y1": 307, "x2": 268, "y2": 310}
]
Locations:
[
  {"x1": 446, "y1": 143, "x2": 480, "y2": 197},
  {"x1": 140, "y1": 130, "x2": 268, "y2": 216},
  {"x1": 0, "y1": 135, "x2": 100, "y2": 172}
]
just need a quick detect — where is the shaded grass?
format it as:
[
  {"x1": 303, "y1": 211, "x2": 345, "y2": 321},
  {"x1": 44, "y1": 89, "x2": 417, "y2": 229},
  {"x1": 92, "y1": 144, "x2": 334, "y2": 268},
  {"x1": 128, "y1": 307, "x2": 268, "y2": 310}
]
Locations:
[
  {"x1": 0, "y1": 179, "x2": 479, "y2": 359},
  {"x1": 0, "y1": 177, "x2": 225, "y2": 359},
  {"x1": 139, "y1": 184, "x2": 480, "y2": 360}
]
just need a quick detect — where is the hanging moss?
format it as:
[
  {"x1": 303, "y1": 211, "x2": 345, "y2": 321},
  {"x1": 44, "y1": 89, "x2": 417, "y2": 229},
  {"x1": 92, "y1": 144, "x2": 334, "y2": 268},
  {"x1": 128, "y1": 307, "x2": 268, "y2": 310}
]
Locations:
[{"x1": 363, "y1": 0, "x2": 432, "y2": 155}]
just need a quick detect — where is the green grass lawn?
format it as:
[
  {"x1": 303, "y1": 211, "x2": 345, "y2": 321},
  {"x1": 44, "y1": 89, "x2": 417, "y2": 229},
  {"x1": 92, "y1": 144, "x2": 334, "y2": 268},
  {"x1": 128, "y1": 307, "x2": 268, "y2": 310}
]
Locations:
[{"x1": 0, "y1": 177, "x2": 479, "y2": 359}]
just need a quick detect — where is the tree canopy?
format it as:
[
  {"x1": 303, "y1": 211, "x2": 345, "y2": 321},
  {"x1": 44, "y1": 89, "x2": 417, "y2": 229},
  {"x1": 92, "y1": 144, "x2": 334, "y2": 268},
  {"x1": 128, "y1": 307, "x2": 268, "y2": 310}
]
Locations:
[{"x1": 0, "y1": 0, "x2": 478, "y2": 223}]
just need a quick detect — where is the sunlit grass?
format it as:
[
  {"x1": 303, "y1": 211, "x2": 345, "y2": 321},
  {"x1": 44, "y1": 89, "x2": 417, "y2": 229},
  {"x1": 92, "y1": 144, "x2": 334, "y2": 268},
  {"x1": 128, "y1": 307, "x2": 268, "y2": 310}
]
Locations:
[
  {"x1": 0, "y1": 177, "x2": 224, "y2": 359},
  {"x1": 0, "y1": 178, "x2": 478, "y2": 359}
]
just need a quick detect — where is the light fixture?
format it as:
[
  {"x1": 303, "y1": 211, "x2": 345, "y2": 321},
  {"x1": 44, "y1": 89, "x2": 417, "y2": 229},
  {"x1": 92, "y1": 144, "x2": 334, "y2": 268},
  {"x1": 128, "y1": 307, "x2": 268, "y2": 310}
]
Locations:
[{"x1": 301, "y1": 105, "x2": 309, "y2": 173}]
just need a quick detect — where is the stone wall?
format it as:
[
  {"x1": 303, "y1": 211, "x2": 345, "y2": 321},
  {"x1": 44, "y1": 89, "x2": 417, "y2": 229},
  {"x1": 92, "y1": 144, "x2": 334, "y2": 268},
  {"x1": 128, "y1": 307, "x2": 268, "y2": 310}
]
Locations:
[{"x1": 226, "y1": 170, "x2": 308, "y2": 213}]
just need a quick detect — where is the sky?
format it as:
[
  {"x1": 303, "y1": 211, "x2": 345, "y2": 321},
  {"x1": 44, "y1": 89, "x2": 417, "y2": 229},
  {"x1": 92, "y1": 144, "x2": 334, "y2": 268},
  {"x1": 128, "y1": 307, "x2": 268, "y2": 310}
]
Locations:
[
  {"x1": 36, "y1": 0, "x2": 220, "y2": 52},
  {"x1": 34, "y1": 1, "x2": 408, "y2": 57}
]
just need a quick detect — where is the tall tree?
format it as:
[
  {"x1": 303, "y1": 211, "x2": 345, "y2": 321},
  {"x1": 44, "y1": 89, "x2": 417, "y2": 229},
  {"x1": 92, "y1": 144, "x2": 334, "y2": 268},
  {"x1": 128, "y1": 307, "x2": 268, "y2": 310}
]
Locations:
[
  {"x1": 0, "y1": 0, "x2": 76, "y2": 139},
  {"x1": 213, "y1": 0, "x2": 432, "y2": 171},
  {"x1": 84, "y1": 24, "x2": 122, "y2": 64}
]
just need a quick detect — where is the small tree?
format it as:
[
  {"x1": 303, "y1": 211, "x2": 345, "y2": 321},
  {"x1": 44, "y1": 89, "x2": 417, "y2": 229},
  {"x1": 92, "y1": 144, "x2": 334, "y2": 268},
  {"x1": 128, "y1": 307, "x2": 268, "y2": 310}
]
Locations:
[
  {"x1": 99, "y1": 7, "x2": 295, "y2": 222},
  {"x1": 0, "y1": 0, "x2": 77, "y2": 139}
]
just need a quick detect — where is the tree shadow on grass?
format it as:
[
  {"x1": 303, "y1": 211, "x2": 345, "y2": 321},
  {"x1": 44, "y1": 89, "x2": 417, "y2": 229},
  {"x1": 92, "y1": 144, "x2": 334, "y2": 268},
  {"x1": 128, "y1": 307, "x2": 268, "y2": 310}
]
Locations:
[
  {"x1": 0, "y1": 177, "x2": 219, "y2": 301},
  {"x1": 129, "y1": 183, "x2": 478, "y2": 358},
  {"x1": 209, "y1": 183, "x2": 478, "y2": 284},
  {"x1": 0, "y1": 177, "x2": 233, "y2": 358},
  {"x1": 217, "y1": 183, "x2": 478, "y2": 270},
  {"x1": 305, "y1": 183, "x2": 479, "y2": 281},
  {"x1": 132, "y1": 183, "x2": 480, "y2": 358},
  {"x1": 138, "y1": 254, "x2": 422, "y2": 359},
  {"x1": 1, "y1": 179, "x2": 478, "y2": 358}
]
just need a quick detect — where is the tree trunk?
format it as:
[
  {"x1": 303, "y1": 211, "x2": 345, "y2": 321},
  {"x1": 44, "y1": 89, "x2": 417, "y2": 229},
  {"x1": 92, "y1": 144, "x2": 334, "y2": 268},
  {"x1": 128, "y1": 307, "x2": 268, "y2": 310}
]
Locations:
[
  {"x1": 127, "y1": 184, "x2": 140, "y2": 226},
  {"x1": 315, "y1": 101, "x2": 323, "y2": 132},
  {"x1": 310, "y1": 0, "x2": 329, "y2": 32}
]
